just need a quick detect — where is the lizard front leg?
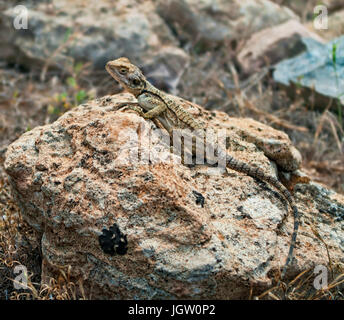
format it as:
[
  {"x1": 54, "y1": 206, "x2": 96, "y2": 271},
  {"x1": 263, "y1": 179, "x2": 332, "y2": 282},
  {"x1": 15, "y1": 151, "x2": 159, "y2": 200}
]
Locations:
[
  {"x1": 138, "y1": 93, "x2": 191, "y2": 161},
  {"x1": 115, "y1": 98, "x2": 168, "y2": 133},
  {"x1": 115, "y1": 97, "x2": 167, "y2": 120},
  {"x1": 137, "y1": 93, "x2": 167, "y2": 119},
  {"x1": 114, "y1": 102, "x2": 145, "y2": 116},
  {"x1": 137, "y1": 92, "x2": 174, "y2": 135},
  {"x1": 115, "y1": 94, "x2": 168, "y2": 126}
]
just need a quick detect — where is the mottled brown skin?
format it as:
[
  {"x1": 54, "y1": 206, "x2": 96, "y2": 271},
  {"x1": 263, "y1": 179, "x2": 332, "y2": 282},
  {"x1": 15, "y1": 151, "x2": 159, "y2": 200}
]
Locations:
[{"x1": 106, "y1": 57, "x2": 299, "y2": 280}]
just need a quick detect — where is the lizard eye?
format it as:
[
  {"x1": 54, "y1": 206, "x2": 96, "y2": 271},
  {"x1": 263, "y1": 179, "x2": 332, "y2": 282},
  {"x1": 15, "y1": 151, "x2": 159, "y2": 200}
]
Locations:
[
  {"x1": 119, "y1": 68, "x2": 127, "y2": 74},
  {"x1": 132, "y1": 79, "x2": 141, "y2": 86}
]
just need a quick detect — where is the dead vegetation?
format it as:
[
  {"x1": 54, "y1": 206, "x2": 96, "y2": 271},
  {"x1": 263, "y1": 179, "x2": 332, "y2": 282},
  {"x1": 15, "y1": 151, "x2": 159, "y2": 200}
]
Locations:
[
  {"x1": 256, "y1": 264, "x2": 344, "y2": 300},
  {"x1": 0, "y1": 174, "x2": 88, "y2": 300}
]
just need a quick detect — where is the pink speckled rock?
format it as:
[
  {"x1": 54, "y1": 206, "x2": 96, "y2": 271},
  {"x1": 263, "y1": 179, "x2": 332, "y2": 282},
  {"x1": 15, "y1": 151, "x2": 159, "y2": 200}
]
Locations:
[{"x1": 4, "y1": 93, "x2": 344, "y2": 299}]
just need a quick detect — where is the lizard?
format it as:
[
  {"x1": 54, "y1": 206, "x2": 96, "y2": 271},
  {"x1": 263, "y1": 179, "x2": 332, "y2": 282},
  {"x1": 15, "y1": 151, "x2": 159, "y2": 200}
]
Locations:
[{"x1": 105, "y1": 57, "x2": 299, "y2": 280}]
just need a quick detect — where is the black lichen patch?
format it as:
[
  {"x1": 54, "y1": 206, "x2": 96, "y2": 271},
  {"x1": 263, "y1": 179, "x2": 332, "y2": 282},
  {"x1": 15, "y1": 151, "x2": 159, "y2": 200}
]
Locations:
[
  {"x1": 193, "y1": 190, "x2": 205, "y2": 208},
  {"x1": 98, "y1": 223, "x2": 128, "y2": 255}
]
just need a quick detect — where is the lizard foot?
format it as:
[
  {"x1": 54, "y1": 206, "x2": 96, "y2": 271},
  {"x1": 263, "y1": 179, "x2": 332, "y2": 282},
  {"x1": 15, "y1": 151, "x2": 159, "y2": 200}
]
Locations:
[{"x1": 114, "y1": 102, "x2": 145, "y2": 117}]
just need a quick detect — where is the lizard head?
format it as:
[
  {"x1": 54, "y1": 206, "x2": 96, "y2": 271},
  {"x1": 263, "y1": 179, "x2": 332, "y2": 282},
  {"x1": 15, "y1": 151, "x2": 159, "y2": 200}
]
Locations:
[{"x1": 106, "y1": 57, "x2": 146, "y2": 96}]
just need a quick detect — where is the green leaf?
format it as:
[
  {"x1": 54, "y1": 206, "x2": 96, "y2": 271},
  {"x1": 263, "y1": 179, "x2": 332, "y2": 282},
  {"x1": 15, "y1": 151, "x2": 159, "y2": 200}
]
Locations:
[
  {"x1": 75, "y1": 90, "x2": 87, "y2": 104},
  {"x1": 12, "y1": 90, "x2": 19, "y2": 99},
  {"x1": 47, "y1": 104, "x2": 60, "y2": 115},
  {"x1": 332, "y1": 42, "x2": 337, "y2": 65},
  {"x1": 74, "y1": 62, "x2": 84, "y2": 74},
  {"x1": 58, "y1": 92, "x2": 68, "y2": 102},
  {"x1": 67, "y1": 77, "x2": 77, "y2": 88},
  {"x1": 64, "y1": 28, "x2": 72, "y2": 43}
]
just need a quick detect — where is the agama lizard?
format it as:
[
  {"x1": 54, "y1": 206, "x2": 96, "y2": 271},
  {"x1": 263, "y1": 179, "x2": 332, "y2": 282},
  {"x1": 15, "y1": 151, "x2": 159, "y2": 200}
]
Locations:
[{"x1": 106, "y1": 57, "x2": 299, "y2": 280}]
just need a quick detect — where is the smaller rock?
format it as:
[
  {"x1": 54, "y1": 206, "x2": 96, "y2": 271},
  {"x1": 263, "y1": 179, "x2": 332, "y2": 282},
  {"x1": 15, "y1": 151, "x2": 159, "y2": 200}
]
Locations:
[
  {"x1": 156, "y1": 0, "x2": 298, "y2": 50},
  {"x1": 273, "y1": 36, "x2": 344, "y2": 109},
  {"x1": 237, "y1": 20, "x2": 325, "y2": 74},
  {"x1": 0, "y1": 0, "x2": 178, "y2": 72}
]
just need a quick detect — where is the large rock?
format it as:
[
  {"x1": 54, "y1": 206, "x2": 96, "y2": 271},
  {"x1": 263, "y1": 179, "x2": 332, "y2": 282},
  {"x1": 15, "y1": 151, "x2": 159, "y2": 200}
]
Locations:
[
  {"x1": 0, "y1": 0, "x2": 188, "y2": 86},
  {"x1": 157, "y1": 0, "x2": 298, "y2": 50},
  {"x1": 273, "y1": 36, "x2": 344, "y2": 109},
  {"x1": 0, "y1": 0, "x2": 297, "y2": 98},
  {"x1": 4, "y1": 93, "x2": 344, "y2": 299},
  {"x1": 1, "y1": 0, "x2": 298, "y2": 71},
  {"x1": 237, "y1": 20, "x2": 325, "y2": 74}
]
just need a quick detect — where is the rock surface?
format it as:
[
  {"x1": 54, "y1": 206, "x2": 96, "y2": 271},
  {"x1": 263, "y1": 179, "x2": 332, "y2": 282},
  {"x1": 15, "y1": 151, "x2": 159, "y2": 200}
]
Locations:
[
  {"x1": 4, "y1": 93, "x2": 344, "y2": 299},
  {"x1": 0, "y1": 0, "x2": 182, "y2": 83},
  {"x1": 157, "y1": 0, "x2": 297, "y2": 50},
  {"x1": 273, "y1": 36, "x2": 344, "y2": 109},
  {"x1": 1, "y1": 0, "x2": 297, "y2": 72},
  {"x1": 237, "y1": 20, "x2": 325, "y2": 74}
]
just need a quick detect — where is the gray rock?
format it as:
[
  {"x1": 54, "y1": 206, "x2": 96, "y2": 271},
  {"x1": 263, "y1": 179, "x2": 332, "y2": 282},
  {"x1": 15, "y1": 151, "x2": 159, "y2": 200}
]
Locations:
[
  {"x1": 0, "y1": 1, "x2": 178, "y2": 71},
  {"x1": 157, "y1": 0, "x2": 298, "y2": 50},
  {"x1": 237, "y1": 20, "x2": 325, "y2": 74},
  {"x1": 273, "y1": 36, "x2": 344, "y2": 108}
]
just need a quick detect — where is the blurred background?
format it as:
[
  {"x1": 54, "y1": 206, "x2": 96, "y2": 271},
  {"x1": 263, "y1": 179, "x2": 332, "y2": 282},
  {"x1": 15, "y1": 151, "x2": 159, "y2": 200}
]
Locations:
[{"x1": 0, "y1": 0, "x2": 343, "y2": 193}]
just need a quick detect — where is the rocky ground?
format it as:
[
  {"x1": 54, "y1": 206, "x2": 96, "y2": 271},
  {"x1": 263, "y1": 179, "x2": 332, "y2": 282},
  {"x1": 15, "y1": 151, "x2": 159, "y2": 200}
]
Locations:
[{"x1": 0, "y1": 0, "x2": 343, "y2": 299}]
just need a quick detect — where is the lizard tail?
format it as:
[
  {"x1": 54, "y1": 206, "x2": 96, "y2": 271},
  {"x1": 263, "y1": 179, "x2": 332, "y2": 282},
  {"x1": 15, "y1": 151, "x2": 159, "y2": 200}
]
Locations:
[{"x1": 226, "y1": 156, "x2": 299, "y2": 279}]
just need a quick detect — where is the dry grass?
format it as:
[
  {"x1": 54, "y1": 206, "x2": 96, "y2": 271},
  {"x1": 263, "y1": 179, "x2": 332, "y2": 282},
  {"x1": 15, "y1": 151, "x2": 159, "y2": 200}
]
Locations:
[
  {"x1": 256, "y1": 264, "x2": 344, "y2": 300},
  {"x1": 0, "y1": 172, "x2": 88, "y2": 300}
]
